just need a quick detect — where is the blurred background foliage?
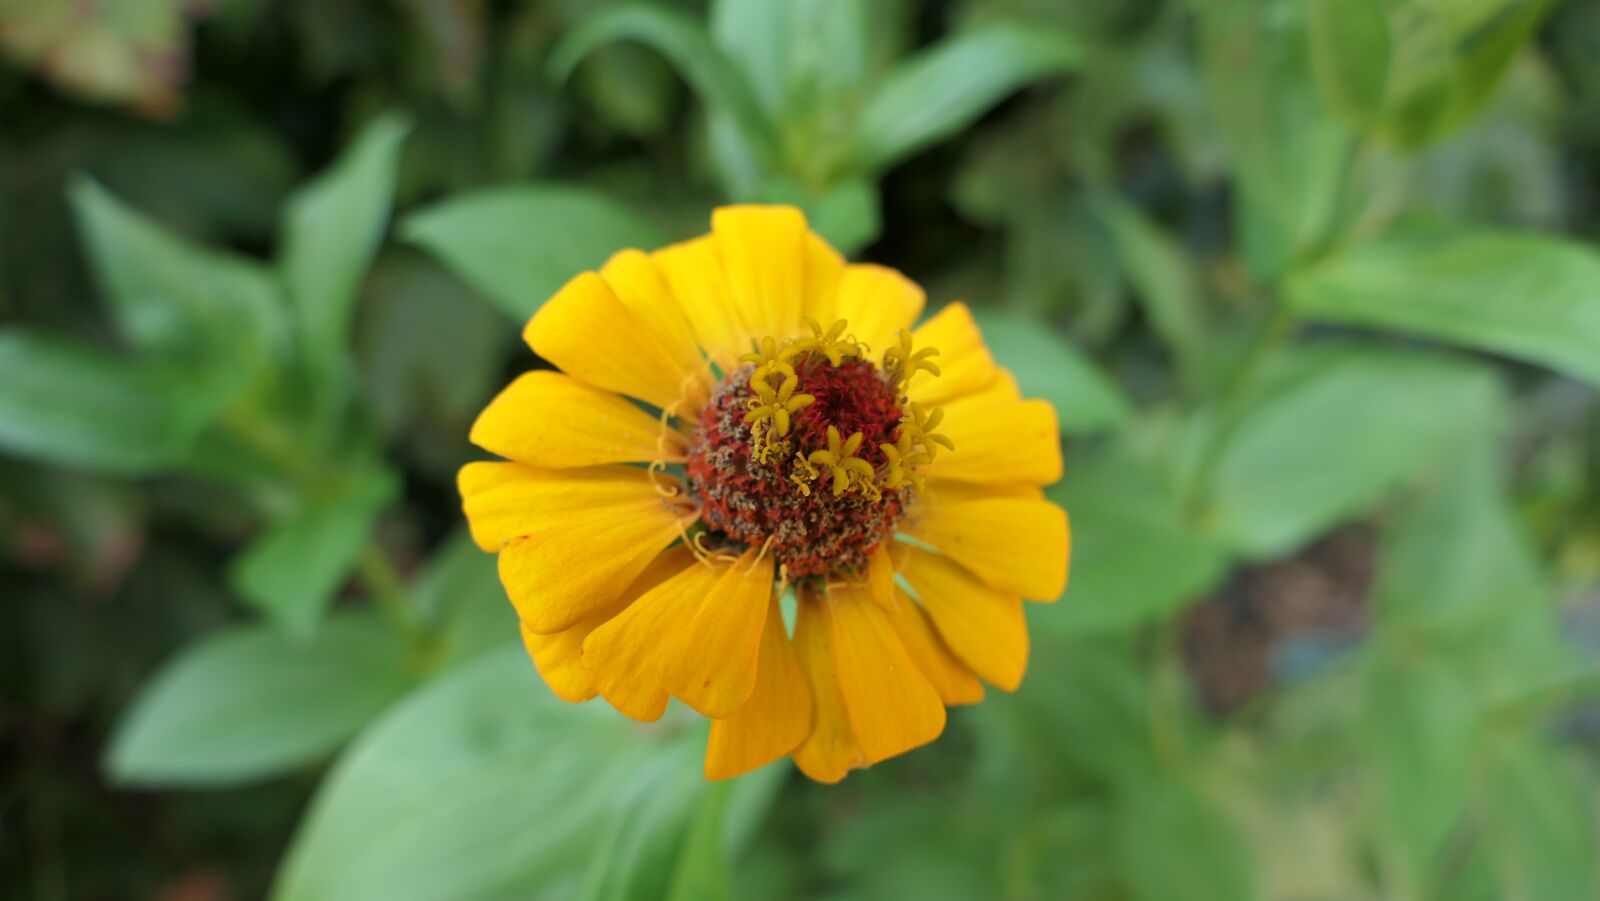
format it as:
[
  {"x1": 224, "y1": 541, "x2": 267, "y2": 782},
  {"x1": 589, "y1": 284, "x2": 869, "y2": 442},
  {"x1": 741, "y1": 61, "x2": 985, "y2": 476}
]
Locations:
[{"x1": 2, "y1": 0, "x2": 1599, "y2": 898}]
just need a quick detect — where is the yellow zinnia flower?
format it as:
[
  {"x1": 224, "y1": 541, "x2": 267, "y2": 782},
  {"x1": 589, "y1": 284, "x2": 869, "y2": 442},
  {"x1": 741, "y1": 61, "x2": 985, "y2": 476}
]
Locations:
[{"x1": 458, "y1": 206, "x2": 1070, "y2": 782}]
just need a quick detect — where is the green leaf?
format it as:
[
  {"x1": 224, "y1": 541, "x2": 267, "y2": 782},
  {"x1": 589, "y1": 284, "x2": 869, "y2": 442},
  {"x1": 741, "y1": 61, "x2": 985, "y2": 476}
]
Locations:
[
  {"x1": 356, "y1": 251, "x2": 509, "y2": 444},
  {"x1": 1199, "y1": 0, "x2": 1351, "y2": 279},
  {"x1": 801, "y1": 178, "x2": 879, "y2": 257},
  {"x1": 1477, "y1": 739, "x2": 1600, "y2": 901},
  {"x1": 1042, "y1": 448, "x2": 1228, "y2": 634},
  {"x1": 106, "y1": 612, "x2": 411, "y2": 787},
  {"x1": 0, "y1": 330, "x2": 207, "y2": 473},
  {"x1": 710, "y1": 0, "x2": 871, "y2": 121},
  {"x1": 279, "y1": 112, "x2": 410, "y2": 375},
  {"x1": 412, "y1": 530, "x2": 515, "y2": 669},
  {"x1": 402, "y1": 185, "x2": 668, "y2": 322},
  {"x1": 230, "y1": 467, "x2": 399, "y2": 639},
  {"x1": 1306, "y1": 0, "x2": 1392, "y2": 126},
  {"x1": 70, "y1": 176, "x2": 285, "y2": 390},
  {"x1": 552, "y1": 4, "x2": 778, "y2": 164},
  {"x1": 1382, "y1": 0, "x2": 1557, "y2": 146},
  {"x1": 971, "y1": 309, "x2": 1130, "y2": 434},
  {"x1": 1206, "y1": 346, "x2": 1499, "y2": 558},
  {"x1": 576, "y1": 741, "x2": 704, "y2": 901},
  {"x1": 1114, "y1": 774, "x2": 1257, "y2": 901},
  {"x1": 273, "y1": 647, "x2": 707, "y2": 901},
  {"x1": 852, "y1": 20, "x2": 1082, "y2": 173},
  {"x1": 1090, "y1": 193, "x2": 1206, "y2": 384},
  {"x1": 1290, "y1": 227, "x2": 1600, "y2": 388},
  {"x1": 1362, "y1": 649, "x2": 1477, "y2": 891},
  {"x1": 666, "y1": 782, "x2": 733, "y2": 901},
  {"x1": 1373, "y1": 437, "x2": 1544, "y2": 633}
]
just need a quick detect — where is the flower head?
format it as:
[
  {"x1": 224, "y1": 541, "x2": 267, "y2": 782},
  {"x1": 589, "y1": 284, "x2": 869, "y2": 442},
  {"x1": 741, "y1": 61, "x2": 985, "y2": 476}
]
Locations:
[{"x1": 460, "y1": 206, "x2": 1069, "y2": 782}]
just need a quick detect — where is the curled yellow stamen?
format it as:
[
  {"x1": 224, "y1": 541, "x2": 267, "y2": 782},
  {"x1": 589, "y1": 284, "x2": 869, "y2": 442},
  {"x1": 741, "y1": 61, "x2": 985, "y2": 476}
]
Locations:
[
  {"x1": 878, "y1": 434, "x2": 931, "y2": 493},
  {"x1": 900, "y1": 401, "x2": 954, "y2": 460},
  {"x1": 743, "y1": 372, "x2": 815, "y2": 438},
  {"x1": 807, "y1": 426, "x2": 872, "y2": 498},
  {"x1": 793, "y1": 317, "x2": 864, "y2": 366},
  {"x1": 883, "y1": 329, "x2": 941, "y2": 388}
]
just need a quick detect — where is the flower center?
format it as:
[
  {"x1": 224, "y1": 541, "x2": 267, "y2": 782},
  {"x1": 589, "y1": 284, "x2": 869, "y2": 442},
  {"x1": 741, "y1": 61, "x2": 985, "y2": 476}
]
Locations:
[{"x1": 683, "y1": 319, "x2": 948, "y2": 581}]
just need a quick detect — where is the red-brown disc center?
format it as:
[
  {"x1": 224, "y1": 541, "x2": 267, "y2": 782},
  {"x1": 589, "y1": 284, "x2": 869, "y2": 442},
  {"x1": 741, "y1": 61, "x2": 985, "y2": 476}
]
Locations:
[{"x1": 685, "y1": 352, "x2": 907, "y2": 578}]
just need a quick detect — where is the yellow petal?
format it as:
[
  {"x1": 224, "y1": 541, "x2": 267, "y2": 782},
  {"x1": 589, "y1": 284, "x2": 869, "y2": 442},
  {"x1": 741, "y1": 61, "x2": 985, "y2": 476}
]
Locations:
[
  {"x1": 520, "y1": 619, "x2": 595, "y2": 703},
  {"x1": 800, "y1": 232, "x2": 845, "y2": 326},
  {"x1": 705, "y1": 597, "x2": 813, "y2": 780},
  {"x1": 654, "y1": 236, "x2": 752, "y2": 369},
  {"x1": 458, "y1": 461, "x2": 683, "y2": 551},
  {"x1": 519, "y1": 546, "x2": 695, "y2": 703},
  {"x1": 469, "y1": 371, "x2": 685, "y2": 467},
  {"x1": 599, "y1": 249, "x2": 710, "y2": 413},
  {"x1": 459, "y1": 463, "x2": 694, "y2": 632},
  {"x1": 866, "y1": 543, "x2": 897, "y2": 611},
  {"x1": 583, "y1": 553, "x2": 721, "y2": 721},
  {"x1": 882, "y1": 588, "x2": 985, "y2": 705},
  {"x1": 712, "y1": 205, "x2": 808, "y2": 341},
  {"x1": 927, "y1": 391, "x2": 1061, "y2": 486},
  {"x1": 898, "y1": 549, "x2": 1028, "y2": 691},
  {"x1": 907, "y1": 302, "x2": 998, "y2": 406},
  {"x1": 657, "y1": 549, "x2": 775, "y2": 717},
  {"x1": 791, "y1": 592, "x2": 867, "y2": 783},
  {"x1": 827, "y1": 583, "x2": 946, "y2": 764},
  {"x1": 907, "y1": 490, "x2": 1070, "y2": 601},
  {"x1": 524, "y1": 271, "x2": 701, "y2": 411},
  {"x1": 833, "y1": 264, "x2": 925, "y2": 355}
]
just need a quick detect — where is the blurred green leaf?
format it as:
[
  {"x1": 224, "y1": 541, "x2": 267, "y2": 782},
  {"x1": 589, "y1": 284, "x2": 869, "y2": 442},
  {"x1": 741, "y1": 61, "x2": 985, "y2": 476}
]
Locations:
[
  {"x1": 1206, "y1": 346, "x2": 1499, "y2": 558},
  {"x1": 552, "y1": 4, "x2": 779, "y2": 164},
  {"x1": 800, "y1": 178, "x2": 879, "y2": 257},
  {"x1": 577, "y1": 742, "x2": 704, "y2": 901},
  {"x1": 666, "y1": 782, "x2": 733, "y2": 901},
  {"x1": 1362, "y1": 650, "x2": 1477, "y2": 891},
  {"x1": 106, "y1": 612, "x2": 411, "y2": 787},
  {"x1": 0, "y1": 330, "x2": 206, "y2": 473},
  {"x1": 1090, "y1": 192, "x2": 1206, "y2": 384},
  {"x1": 1306, "y1": 0, "x2": 1392, "y2": 126},
  {"x1": 273, "y1": 647, "x2": 713, "y2": 901},
  {"x1": 1382, "y1": 0, "x2": 1557, "y2": 146},
  {"x1": 230, "y1": 467, "x2": 399, "y2": 639},
  {"x1": 279, "y1": 113, "x2": 410, "y2": 382},
  {"x1": 1374, "y1": 436, "x2": 1543, "y2": 632},
  {"x1": 1477, "y1": 738, "x2": 1600, "y2": 900},
  {"x1": 1115, "y1": 774, "x2": 1257, "y2": 901},
  {"x1": 971, "y1": 309, "x2": 1129, "y2": 433},
  {"x1": 411, "y1": 530, "x2": 515, "y2": 669},
  {"x1": 402, "y1": 185, "x2": 668, "y2": 321},
  {"x1": 711, "y1": 0, "x2": 870, "y2": 120},
  {"x1": 851, "y1": 20, "x2": 1082, "y2": 173},
  {"x1": 356, "y1": 251, "x2": 508, "y2": 470},
  {"x1": 1200, "y1": 0, "x2": 1351, "y2": 279},
  {"x1": 1290, "y1": 227, "x2": 1600, "y2": 388},
  {"x1": 1043, "y1": 448, "x2": 1228, "y2": 633},
  {"x1": 70, "y1": 175, "x2": 285, "y2": 394}
]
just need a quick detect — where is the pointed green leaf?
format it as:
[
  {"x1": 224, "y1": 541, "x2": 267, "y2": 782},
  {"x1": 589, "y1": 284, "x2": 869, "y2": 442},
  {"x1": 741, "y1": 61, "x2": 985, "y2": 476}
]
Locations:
[
  {"x1": 0, "y1": 330, "x2": 207, "y2": 473},
  {"x1": 552, "y1": 4, "x2": 778, "y2": 164},
  {"x1": 852, "y1": 20, "x2": 1082, "y2": 172},
  {"x1": 280, "y1": 113, "x2": 411, "y2": 373},
  {"x1": 1206, "y1": 347, "x2": 1499, "y2": 558},
  {"x1": 1290, "y1": 227, "x2": 1600, "y2": 388},
  {"x1": 107, "y1": 612, "x2": 411, "y2": 787},
  {"x1": 401, "y1": 185, "x2": 668, "y2": 321},
  {"x1": 971, "y1": 309, "x2": 1129, "y2": 434},
  {"x1": 230, "y1": 467, "x2": 399, "y2": 639},
  {"x1": 273, "y1": 647, "x2": 706, "y2": 901}
]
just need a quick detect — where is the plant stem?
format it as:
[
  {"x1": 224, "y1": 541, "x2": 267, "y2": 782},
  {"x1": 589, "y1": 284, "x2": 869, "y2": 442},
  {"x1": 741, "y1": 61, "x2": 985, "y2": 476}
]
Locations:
[{"x1": 358, "y1": 544, "x2": 417, "y2": 634}]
